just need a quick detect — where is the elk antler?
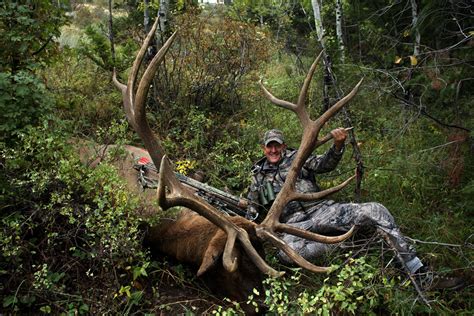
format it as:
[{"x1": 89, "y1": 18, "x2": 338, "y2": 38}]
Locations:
[
  {"x1": 113, "y1": 18, "x2": 282, "y2": 277},
  {"x1": 114, "y1": 17, "x2": 362, "y2": 277},
  {"x1": 256, "y1": 52, "x2": 363, "y2": 272}
]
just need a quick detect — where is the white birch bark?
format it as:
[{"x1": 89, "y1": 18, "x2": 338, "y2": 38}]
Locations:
[
  {"x1": 335, "y1": 0, "x2": 345, "y2": 62},
  {"x1": 311, "y1": 0, "x2": 326, "y2": 50},
  {"x1": 143, "y1": 0, "x2": 156, "y2": 58},
  {"x1": 144, "y1": 0, "x2": 151, "y2": 34},
  {"x1": 410, "y1": 0, "x2": 420, "y2": 56},
  {"x1": 157, "y1": 0, "x2": 170, "y2": 44}
]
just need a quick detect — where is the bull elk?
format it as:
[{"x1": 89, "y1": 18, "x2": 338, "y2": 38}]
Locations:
[{"x1": 111, "y1": 18, "x2": 362, "y2": 304}]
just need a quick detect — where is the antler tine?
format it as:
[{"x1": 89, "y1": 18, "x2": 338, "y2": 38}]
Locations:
[
  {"x1": 259, "y1": 79, "x2": 297, "y2": 112},
  {"x1": 113, "y1": 69, "x2": 136, "y2": 130},
  {"x1": 257, "y1": 172, "x2": 356, "y2": 241},
  {"x1": 135, "y1": 30, "x2": 178, "y2": 110},
  {"x1": 128, "y1": 17, "x2": 161, "y2": 103},
  {"x1": 259, "y1": 52, "x2": 324, "y2": 127},
  {"x1": 114, "y1": 18, "x2": 178, "y2": 171},
  {"x1": 315, "y1": 78, "x2": 364, "y2": 127},
  {"x1": 316, "y1": 127, "x2": 353, "y2": 147},
  {"x1": 296, "y1": 51, "x2": 323, "y2": 123},
  {"x1": 277, "y1": 224, "x2": 356, "y2": 244},
  {"x1": 257, "y1": 229, "x2": 331, "y2": 273},
  {"x1": 294, "y1": 173, "x2": 356, "y2": 202},
  {"x1": 259, "y1": 224, "x2": 356, "y2": 273}
]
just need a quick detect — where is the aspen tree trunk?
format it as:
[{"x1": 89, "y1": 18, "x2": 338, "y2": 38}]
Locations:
[
  {"x1": 335, "y1": 0, "x2": 345, "y2": 63},
  {"x1": 144, "y1": 0, "x2": 151, "y2": 34},
  {"x1": 311, "y1": 0, "x2": 330, "y2": 110},
  {"x1": 157, "y1": 0, "x2": 170, "y2": 44},
  {"x1": 311, "y1": 0, "x2": 326, "y2": 50},
  {"x1": 143, "y1": 0, "x2": 156, "y2": 59},
  {"x1": 311, "y1": 0, "x2": 364, "y2": 201},
  {"x1": 410, "y1": 0, "x2": 420, "y2": 56},
  {"x1": 150, "y1": 0, "x2": 170, "y2": 108},
  {"x1": 108, "y1": 0, "x2": 115, "y2": 66}
]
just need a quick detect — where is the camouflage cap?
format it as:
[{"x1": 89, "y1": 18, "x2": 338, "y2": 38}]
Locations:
[{"x1": 263, "y1": 129, "x2": 285, "y2": 146}]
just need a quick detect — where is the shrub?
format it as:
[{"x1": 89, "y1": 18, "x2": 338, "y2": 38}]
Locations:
[
  {"x1": 0, "y1": 123, "x2": 148, "y2": 313},
  {"x1": 0, "y1": 71, "x2": 53, "y2": 143},
  {"x1": 0, "y1": 1, "x2": 67, "y2": 144},
  {"x1": 213, "y1": 256, "x2": 396, "y2": 315}
]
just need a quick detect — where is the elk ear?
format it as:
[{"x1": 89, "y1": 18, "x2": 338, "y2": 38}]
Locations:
[{"x1": 197, "y1": 230, "x2": 227, "y2": 276}]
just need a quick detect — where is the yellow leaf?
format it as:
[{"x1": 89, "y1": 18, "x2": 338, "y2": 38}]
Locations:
[
  {"x1": 409, "y1": 55, "x2": 418, "y2": 66},
  {"x1": 403, "y1": 29, "x2": 410, "y2": 37},
  {"x1": 394, "y1": 56, "x2": 402, "y2": 64}
]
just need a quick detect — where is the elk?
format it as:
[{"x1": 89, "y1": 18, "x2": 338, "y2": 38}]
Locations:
[{"x1": 110, "y1": 18, "x2": 362, "y2": 303}]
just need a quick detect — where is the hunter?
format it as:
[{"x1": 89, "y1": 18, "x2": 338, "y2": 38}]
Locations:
[{"x1": 246, "y1": 128, "x2": 464, "y2": 290}]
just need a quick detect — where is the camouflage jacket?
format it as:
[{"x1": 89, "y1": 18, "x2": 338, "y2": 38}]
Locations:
[{"x1": 247, "y1": 145, "x2": 344, "y2": 220}]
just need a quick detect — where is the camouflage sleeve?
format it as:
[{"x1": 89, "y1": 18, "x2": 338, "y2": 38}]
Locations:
[
  {"x1": 247, "y1": 175, "x2": 260, "y2": 204},
  {"x1": 304, "y1": 144, "x2": 344, "y2": 174},
  {"x1": 246, "y1": 175, "x2": 260, "y2": 220}
]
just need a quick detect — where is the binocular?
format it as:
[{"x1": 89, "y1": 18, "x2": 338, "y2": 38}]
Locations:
[{"x1": 258, "y1": 181, "x2": 276, "y2": 206}]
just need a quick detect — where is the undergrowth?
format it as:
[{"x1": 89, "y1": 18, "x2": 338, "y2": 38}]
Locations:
[{"x1": 0, "y1": 123, "x2": 144, "y2": 313}]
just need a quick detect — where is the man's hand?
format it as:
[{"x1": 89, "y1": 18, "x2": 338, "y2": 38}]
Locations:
[{"x1": 331, "y1": 128, "x2": 348, "y2": 151}]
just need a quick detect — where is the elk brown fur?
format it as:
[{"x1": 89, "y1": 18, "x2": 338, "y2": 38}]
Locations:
[{"x1": 145, "y1": 210, "x2": 264, "y2": 303}]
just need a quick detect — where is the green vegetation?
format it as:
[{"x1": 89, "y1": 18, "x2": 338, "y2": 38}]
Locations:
[
  {"x1": 1, "y1": 124, "x2": 147, "y2": 313},
  {"x1": 0, "y1": 0, "x2": 67, "y2": 143},
  {"x1": 1, "y1": 0, "x2": 472, "y2": 314}
]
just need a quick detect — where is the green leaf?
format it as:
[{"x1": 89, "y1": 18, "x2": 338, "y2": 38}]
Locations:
[
  {"x1": 3, "y1": 295, "x2": 18, "y2": 308},
  {"x1": 40, "y1": 305, "x2": 51, "y2": 313}
]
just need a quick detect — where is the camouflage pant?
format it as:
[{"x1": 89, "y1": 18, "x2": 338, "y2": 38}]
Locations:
[{"x1": 278, "y1": 200, "x2": 423, "y2": 273}]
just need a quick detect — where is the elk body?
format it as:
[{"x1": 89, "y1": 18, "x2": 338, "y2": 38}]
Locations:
[
  {"x1": 145, "y1": 211, "x2": 264, "y2": 302},
  {"x1": 78, "y1": 142, "x2": 265, "y2": 304},
  {"x1": 107, "y1": 17, "x2": 362, "y2": 306}
]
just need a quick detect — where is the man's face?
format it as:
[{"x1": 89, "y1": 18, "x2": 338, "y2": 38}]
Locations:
[{"x1": 262, "y1": 141, "x2": 286, "y2": 164}]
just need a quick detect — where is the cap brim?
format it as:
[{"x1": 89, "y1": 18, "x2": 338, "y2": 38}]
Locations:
[{"x1": 264, "y1": 137, "x2": 283, "y2": 146}]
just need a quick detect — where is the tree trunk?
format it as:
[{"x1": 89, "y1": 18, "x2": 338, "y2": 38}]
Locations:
[
  {"x1": 157, "y1": 0, "x2": 170, "y2": 45},
  {"x1": 311, "y1": 0, "x2": 364, "y2": 201},
  {"x1": 311, "y1": 0, "x2": 330, "y2": 110},
  {"x1": 410, "y1": 0, "x2": 420, "y2": 56},
  {"x1": 144, "y1": 0, "x2": 151, "y2": 34},
  {"x1": 143, "y1": 0, "x2": 156, "y2": 59},
  {"x1": 311, "y1": 0, "x2": 326, "y2": 50},
  {"x1": 335, "y1": 0, "x2": 345, "y2": 63},
  {"x1": 108, "y1": 0, "x2": 115, "y2": 67}
]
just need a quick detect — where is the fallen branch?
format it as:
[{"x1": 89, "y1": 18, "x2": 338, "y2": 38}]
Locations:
[
  {"x1": 378, "y1": 230, "x2": 431, "y2": 307},
  {"x1": 406, "y1": 236, "x2": 474, "y2": 250}
]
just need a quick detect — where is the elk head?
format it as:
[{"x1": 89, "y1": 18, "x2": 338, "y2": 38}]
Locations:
[{"x1": 112, "y1": 17, "x2": 362, "y2": 282}]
